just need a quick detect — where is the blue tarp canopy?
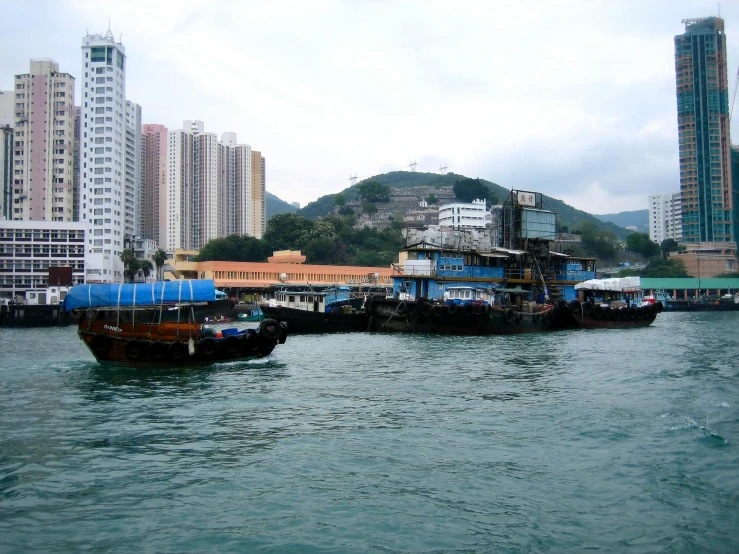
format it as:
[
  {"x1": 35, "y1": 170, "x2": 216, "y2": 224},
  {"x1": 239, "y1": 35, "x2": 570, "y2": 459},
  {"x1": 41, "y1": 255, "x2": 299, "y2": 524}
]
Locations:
[{"x1": 62, "y1": 280, "x2": 218, "y2": 311}]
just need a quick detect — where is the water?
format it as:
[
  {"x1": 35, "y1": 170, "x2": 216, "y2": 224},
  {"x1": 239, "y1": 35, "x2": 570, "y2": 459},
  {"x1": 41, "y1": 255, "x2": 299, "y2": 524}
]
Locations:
[{"x1": 1, "y1": 312, "x2": 738, "y2": 553}]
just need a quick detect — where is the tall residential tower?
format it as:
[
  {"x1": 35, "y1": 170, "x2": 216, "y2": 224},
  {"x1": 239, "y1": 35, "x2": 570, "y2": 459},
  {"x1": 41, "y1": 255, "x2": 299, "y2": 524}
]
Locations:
[
  {"x1": 674, "y1": 17, "x2": 735, "y2": 243},
  {"x1": 12, "y1": 60, "x2": 76, "y2": 222},
  {"x1": 80, "y1": 29, "x2": 128, "y2": 282}
]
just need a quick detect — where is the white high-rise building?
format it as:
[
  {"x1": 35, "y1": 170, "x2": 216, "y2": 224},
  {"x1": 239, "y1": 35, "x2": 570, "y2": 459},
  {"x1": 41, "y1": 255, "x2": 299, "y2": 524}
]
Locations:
[
  {"x1": 124, "y1": 101, "x2": 141, "y2": 239},
  {"x1": 165, "y1": 121, "x2": 259, "y2": 251},
  {"x1": 80, "y1": 29, "x2": 128, "y2": 282},
  {"x1": 439, "y1": 199, "x2": 490, "y2": 229},
  {"x1": 648, "y1": 193, "x2": 682, "y2": 243}
]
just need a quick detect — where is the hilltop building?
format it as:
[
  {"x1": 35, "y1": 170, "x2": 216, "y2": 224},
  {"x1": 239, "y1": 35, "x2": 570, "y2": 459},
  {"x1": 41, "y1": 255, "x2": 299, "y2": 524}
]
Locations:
[
  {"x1": 438, "y1": 199, "x2": 490, "y2": 229},
  {"x1": 12, "y1": 60, "x2": 76, "y2": 222},
  {"x1": 674, "y1": 17, "x2": 735, "y2": 243},
  {"x1": 648, "y1": 193, "x2": 682, "y2": 243}
]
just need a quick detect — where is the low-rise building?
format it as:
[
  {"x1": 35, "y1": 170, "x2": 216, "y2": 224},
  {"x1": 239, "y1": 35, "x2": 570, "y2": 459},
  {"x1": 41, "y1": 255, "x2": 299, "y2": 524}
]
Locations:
[
  {"x1": 0, "y1": 220, "x2": 85, "y2": 300},
  {"x1": 668, "y1": 241, "x2": 737, "y2": 278}
]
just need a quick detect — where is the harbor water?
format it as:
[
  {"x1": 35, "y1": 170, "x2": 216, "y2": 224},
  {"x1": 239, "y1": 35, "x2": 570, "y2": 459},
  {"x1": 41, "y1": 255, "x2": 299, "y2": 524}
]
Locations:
[{"x1": 1, "y1": 312, "x2": 738, "y2": 553}]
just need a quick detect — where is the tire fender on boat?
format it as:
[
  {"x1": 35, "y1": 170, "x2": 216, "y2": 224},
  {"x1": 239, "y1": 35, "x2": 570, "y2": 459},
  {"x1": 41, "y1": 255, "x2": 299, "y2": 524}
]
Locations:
[
  {"x1": 447, "y1": 302, "x2": 459, "y2": 315},
  {"x1": 199, "y1": 337, "x2": 217, "y2": 356},
  {"x1": 260, "y1": 318, "x2": 283, "y2": 341},
  {"x1": 124, "y1": 340, "x2": 144, "y2": 360},
  {"x1": 420, "y1": 302, "x2": 433, "y2": 317},
  {"x1": 90, "y1": 333, "x2": 110, "y2": 355},
  {"x1": 515, "y1": 312, "x2": 523, "y2": 324},
  {"x1": 432, "y1": 304, "x2": 443, "y2": 317},
  {"x1": 463, "y1": 302, "x2": 476, "y2": 316},
  {"x1": 149, "y1": 341, "x2": 168, "y2": 361},
  {"x1": 504, "y1": 308, "x2": 515, "y2": 324},
  {"x1": 169, "y1": 340, "x2": 188, "y2": 360}
]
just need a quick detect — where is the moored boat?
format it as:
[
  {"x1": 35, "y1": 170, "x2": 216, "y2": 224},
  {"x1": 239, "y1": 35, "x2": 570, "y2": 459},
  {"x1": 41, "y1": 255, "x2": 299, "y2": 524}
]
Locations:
[
  {"x1": 62, "y1": 280, "x2": 287, "y2": 365},
  {"x1": 550, "y1": 277, "x2": 663, "y2": 329},
  {"x1": 260, "y1": 286, "x2": 370, "y2": 334}
]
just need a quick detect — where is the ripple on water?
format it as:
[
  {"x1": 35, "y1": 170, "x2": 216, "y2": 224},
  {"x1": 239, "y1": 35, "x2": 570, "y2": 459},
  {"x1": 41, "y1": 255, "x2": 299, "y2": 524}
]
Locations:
[{"x1": 1, "y1": 314, "x2": 739, "y2": 552}]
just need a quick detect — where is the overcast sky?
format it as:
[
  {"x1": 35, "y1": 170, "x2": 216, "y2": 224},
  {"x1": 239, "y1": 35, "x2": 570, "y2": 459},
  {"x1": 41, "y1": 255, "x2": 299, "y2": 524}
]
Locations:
[{"x1": 2, "y1": 0, "x2": 738, "y2": 214}]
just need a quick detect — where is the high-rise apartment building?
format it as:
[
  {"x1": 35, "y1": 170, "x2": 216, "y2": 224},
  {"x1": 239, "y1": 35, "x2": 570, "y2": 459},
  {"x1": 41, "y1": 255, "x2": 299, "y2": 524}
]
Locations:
[
  {"x1": 124, "y1": 100, "x2": 141, "y2": 240},
  {"x1": 648, "y1": 193, "x2": 682, "y2": 243},
  {"x1": 0, "y1": 124, "x2": 12, "y2": 221},
  {"x1": 165, "y1": 121, "x2": 264, "y2": 251},
  {"x1": 141, "y1": 124, "x2": 168, "y2": 245},
  {"x1": 80, "y1": 30, "x2": 128, "y2": 282},
  {"x1": 12, "y1": 60, "x2": 76, "y2": 222},
  {"x1": 674, "y1": 17, "x2": 734, "y2": 243},
  {"x1": 252, "y1": 152, "x2": 266, "y2": 238}
]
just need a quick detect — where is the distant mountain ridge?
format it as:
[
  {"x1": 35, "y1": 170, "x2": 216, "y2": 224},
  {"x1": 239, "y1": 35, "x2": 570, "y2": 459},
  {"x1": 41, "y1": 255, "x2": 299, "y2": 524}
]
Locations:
[
  {"x1": 284, "y1": 171, "x2": 633, "y2": 239},
  {"x1": 595, "y1": 210, "x2": 648, "y2": 232},
  {"x1": 266, "y1": 191, "x2": 298, "y2": 220}
]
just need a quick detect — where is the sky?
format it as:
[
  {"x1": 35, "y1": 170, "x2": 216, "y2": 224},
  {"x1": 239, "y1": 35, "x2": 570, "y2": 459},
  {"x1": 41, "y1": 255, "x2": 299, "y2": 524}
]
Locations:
[{"x1": 1, "y1": 0, "x2": 738, "y2": 215}]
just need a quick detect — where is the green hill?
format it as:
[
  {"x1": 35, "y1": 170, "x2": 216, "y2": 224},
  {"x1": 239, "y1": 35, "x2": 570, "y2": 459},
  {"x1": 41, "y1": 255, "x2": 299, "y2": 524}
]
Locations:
[
  {"x1": 296, "y1": 171, "x2": 632, "y2": 239},
  {"x1": 595, "y1": 210, "x2": 649, "y2": 232},
  {"x1": 266, "y1": 191, "x2": 298, "y2": 219}
]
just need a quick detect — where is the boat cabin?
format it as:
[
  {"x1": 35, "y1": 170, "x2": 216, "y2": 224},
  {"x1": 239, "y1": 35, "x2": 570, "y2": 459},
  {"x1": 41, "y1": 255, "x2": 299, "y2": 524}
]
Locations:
[{"x1": 268, "y1": 286, "x2": 353, "y2": 313}]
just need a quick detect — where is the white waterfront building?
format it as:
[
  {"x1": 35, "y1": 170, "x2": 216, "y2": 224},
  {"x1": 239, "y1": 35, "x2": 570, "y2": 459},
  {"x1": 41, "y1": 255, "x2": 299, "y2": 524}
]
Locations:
[
  {"x1": 80, "y1": 29, "x2": 138, "y2": 283},
  {"x1": 0, "y1": 220, "x2": 85, "y2": 300},
  {"x1": 648, "y1": 193, "x2": 682, "y2": 243},
  {"x1": 438, "y1": 199, "x2": 490, "y2": 229}
]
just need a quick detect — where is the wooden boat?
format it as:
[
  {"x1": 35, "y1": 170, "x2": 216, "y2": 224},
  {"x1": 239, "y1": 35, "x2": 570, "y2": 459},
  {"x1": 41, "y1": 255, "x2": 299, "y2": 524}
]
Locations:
[{"x1": 62, "y1": 280, "x2": 287, "y2": 365}]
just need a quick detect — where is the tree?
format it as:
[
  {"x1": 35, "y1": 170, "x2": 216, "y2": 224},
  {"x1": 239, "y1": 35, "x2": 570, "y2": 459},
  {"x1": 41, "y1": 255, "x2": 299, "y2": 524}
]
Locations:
[
  {"x1": 626, "y1": 232, "x2": 659, "y2": 258},
  {"x1": 426, "y1": 194, "x2": 438, "y2": 204},
  {"x1": 119, "y1": 249, "x2": 137, "y2": 283},
  {"x1": 575, "y1": 220, "x2": 618, "y2": 260},
  {"x1": 338, "y1": 206, "x2": 354, "y2": 216},
  {"x1": 197, "y1": 235, "x2": 269, "y2": 262},
  {"x1": 139, "y1": 260, "x2": 154, "y2": 281},
  {"x1": 334, "y1": 193, "x2": 346, "y2": 207},
  {"x1": 153, "y1": 248, "x2": 168, "y2": 281},
  {"x1": 641, "y1": 258, "x2": 690, "y2": 278},
  {"x1": 660, "y1": 238, "x2": 681, "y2": 258},
  {"x1": 488, "y1": 191, "x2": 499, "y2": 206},
  {"x1": 356, "y1": 180, "x2": 390, "y2": 202},
  {"x1": 263, "y1": 213, "x2": 314, "y2": 251},
  {"x1": 453, "y1": 177, "x2": 489, "y2": 204},
  {"x1": 363, "y1": 202, "x2": 377, "y2": 215}
]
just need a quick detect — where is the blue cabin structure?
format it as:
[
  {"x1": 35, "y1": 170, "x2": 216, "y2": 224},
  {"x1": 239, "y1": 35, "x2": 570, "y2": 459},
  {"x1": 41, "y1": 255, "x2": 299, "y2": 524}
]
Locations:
[{"x1": 391, "y1": 190, "x2": 596, "y2": 304}]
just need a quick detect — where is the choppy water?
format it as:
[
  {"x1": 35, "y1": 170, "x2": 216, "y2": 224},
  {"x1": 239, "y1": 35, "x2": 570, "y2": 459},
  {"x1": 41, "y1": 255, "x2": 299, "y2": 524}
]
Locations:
[{"x1": 1, "y1": 312, "x2": 738, "y2": 553}]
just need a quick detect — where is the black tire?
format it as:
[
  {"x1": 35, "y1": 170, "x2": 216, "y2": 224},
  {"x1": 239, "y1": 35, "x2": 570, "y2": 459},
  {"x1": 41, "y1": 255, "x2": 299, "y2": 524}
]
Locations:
[
  {"x1": 90, "y1": 334, "x2": 110, "y2": 355},
  {"x1": 504, "y1": 308, "x2": 515, "y2": 324},
  {"x1": 124, "y1": 340, "x2": 144, "y2": 360},
  {"x1": 149, "y1": 341, "x2": 168, "y2": 361},
  {"x1": 486, "y1": 304, "x2": 494, "y2": 319},
  {"x1": 432, "y1": 304, "x2": 443, "y2": 317},
  {"x1": 515, "y1": 312, "x2": 523, "y2": 324},
  {"x1": 582, "y1": 302, "x2": 593, "y2": 315},
  {"x1": 627, "y1": 306, "x2": 637, "y2": 320},
  {"x1": 169, "y1": 341, "x2": 188, "y2": 361},
  {"x1": 464, "y1": 302, "x2": 476, "y2": 316},
  {"x1": 447, "y1": 302, "x2": 459, "y2": 315},
  {"x1": 259, "y1": 318, "x2": 283, "y2": 341},
  {"x1": 241, "y1": 332, "x2": 261, "y2": 356},
  {"x1": 420, "y1": 302, "x2": 433, "y2": 317},
  {"x1": 199, "y1": 337, "x2": 217, "y2": 356},
  {"x1": 593, "y1": 305, "x2": 603, "y2": 319},
  {"x1": 223, "y1": 335, "x2": 240, "y2": 354},
  {"x1": 568, "y1": 299, "x2": 581, "y2": 312}
]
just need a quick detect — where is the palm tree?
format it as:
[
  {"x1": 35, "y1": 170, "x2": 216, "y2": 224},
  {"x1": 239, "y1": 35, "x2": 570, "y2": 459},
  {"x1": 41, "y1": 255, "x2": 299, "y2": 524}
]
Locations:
[
  {"x1": 153, "y1": 249, "x2": 168, "y2": 281},
  {"x1": 119, "y1": 249, "x2": 137, "y2": 283},
  {"x1": 139, "y1": 260, "x2": 154, "y2": 282}
]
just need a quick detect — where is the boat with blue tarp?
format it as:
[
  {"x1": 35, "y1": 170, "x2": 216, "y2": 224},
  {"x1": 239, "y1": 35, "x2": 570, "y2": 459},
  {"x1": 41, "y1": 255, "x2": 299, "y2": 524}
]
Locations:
[{"x1": 63, "y1": 280, "x2": 288, "y2": 365}]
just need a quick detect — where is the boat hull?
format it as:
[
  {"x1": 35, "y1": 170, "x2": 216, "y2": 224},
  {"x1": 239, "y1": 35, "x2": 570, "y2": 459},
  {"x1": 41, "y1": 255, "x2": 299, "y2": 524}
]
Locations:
[
  {"x1": 261, "y1": 305, "x2": 369, "y2": 334},
  {"x1": 366, "y1": 298, "x2": 555, "y2": 335},
  {"x1": 550, "y1": 301, "x2": 659, "y2": 329},
  {"x1": 77, "y1": 317, "x2": 287, "y2": 365}
]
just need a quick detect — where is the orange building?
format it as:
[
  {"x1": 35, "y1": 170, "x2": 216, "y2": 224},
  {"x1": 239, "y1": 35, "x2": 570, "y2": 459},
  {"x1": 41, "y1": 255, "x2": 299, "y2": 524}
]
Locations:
[{"x1": 165, "y1": 249, "x2": 394, "y2": 289}]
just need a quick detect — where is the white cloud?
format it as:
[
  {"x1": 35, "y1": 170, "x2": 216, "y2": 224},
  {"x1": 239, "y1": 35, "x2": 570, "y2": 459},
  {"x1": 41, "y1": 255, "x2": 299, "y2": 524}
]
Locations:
[{"x1": 2, "y1": 0, "x2": 738, "y2": 212}]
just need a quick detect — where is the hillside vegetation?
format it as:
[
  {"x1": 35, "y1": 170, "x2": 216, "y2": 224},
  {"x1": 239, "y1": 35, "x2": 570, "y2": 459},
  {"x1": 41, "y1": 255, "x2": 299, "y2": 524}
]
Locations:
[{"x1": 295, "y1": 171, "x2": 632, "y2": 239}]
